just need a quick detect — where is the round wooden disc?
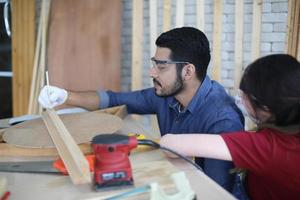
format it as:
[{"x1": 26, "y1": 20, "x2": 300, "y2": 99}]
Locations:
[{"x1": 3, "y1": 112, "x2": 123, "y2": 148}]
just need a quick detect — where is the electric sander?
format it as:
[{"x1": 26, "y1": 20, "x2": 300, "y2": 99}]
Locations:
[{"x1": 92, "y1": 134, "x2": 157, "y2": 190}]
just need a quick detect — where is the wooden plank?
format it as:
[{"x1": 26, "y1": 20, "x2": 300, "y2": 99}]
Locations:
[
  {"x1": 176, "y1": 0, "x2": 185, "y2": 28},
  {"x1": 149, "y1": 0, "x2": 160, "y2": 135},
  {"x1": 163, "y1": 0, "x2": 172, "y2": 31},
  {"x1": 11, "y1": 0, "x2": 35, "y2": 116},
  {"x1": 212, "y1": 0, "x2": 222, "y2": 81},
  {"x1": 251, "y1": 0, "x2": 263, "y2": 61},
  {"x1": 149, "y1": 0, "x2": 158, "y2": 57},
  {"x1": 293, "y1": 0, "x2": 300, "y2": 59},
  {"x1": 285, "y1": 0, "x2": 296, "y2": 54},
  {"x1": 28, "y1": 0, "x2": 43, "y2": 114},
  {"x1": 48, "y1": 0, "x2": 122, "y2": 92},
  {"x1": 131, "y1": 0, "x2": 143, "y2": 90},
  {"x1": 234, "y1": 0, "x2": 244, "y2": 93},
  {"x1": 42, "y1": 109, "x2": 91, "y2": 184},
  {"x1": 197, "y1": 0, "x2": 205, "y2": 32}
]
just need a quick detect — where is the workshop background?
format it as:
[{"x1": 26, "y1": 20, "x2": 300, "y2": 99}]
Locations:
[
  {"x1": 0, "y1": 0, "x2": 298, "y2": 127},
  {"x1": 120, "y1": 0, "x2": 288, "y2": 92}
]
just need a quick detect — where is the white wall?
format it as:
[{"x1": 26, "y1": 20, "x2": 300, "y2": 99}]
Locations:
[{"x1": 120, "y1": 0, "x2": 288, "y2": 94}]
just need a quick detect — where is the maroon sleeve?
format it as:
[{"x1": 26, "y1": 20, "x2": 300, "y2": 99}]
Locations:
[{"x1": 221, "y1": 130, "x2": 274, "y2": 175}]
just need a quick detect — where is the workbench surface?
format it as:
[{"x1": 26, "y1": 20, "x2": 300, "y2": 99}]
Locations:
[{"x1": 0, "y1": 115, "x2": 236, "y2": 200}]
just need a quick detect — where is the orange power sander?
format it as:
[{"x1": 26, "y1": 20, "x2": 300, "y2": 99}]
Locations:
[{"x1": 92, "y1": 134, "x2": 159, "y2": 191}]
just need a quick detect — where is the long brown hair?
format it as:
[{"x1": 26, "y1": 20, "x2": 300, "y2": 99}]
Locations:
[{"x1": 240, "y1": 54, "x2": 300, "y2": 126}]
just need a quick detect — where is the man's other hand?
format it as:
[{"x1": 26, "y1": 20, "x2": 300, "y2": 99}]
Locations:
[{"x1": 38, "y1": 86, "x2": 68, "y2": 108}]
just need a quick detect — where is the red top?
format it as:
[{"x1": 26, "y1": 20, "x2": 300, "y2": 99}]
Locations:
[{"x1": 221, "y1": 128, "x2": 300, "y2": 200}]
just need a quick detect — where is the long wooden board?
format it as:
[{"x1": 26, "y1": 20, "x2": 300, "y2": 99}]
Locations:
[{"x1": 42, "y1": 109, "x2": 91, "y2": 184}]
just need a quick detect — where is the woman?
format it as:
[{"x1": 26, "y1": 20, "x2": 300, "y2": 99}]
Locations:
[{"x1": 160, "y1": 54, "x2": 300, "y2": 200}]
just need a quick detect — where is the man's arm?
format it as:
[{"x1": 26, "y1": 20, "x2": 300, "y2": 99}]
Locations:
[
  {"x1": 38, "y1": 85, "x2": 102, "y2": 110},
  {"x1": 66, "y1": 91, "x2": 100, "y2": 111}
]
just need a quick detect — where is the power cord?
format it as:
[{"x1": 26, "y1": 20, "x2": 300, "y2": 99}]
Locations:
[{"x1": 138, "y1": 139, "x2": 203, "y2": 172}]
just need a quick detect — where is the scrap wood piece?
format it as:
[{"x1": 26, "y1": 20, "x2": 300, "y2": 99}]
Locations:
[{"x1": 42, "y1": 108, "x2": 91, "y2": 184}]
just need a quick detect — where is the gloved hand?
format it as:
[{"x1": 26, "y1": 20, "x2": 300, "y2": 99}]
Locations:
[{"x1": 38, "y1": 85, "x2": 68, "y2": 108}]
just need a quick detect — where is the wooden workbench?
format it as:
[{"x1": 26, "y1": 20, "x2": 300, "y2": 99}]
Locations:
[{"x1": 0, "y1": 114, "x2": 236, "y2": 200}]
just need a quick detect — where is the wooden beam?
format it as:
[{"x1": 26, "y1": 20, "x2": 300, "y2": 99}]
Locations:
[
  {"x1": 212, "y1": 0, "x2": 222, "y2": 81},
  {"x1": 234, "y1": 0, "x2": 244, "y2": 93},
  {"x1": 131, "y1": 0, "x2": 143, "y2": 90},
  {"x1": 11, "y1": 0, "x2": 35, "y2": 116},
  {"x1": 149, "y1": 0, "x2": 160, "y2": 138},
  {"x1": 176, "y1": 0, "x2": 185, "y2": 28},
  {"x1": 163, "y1": 0, "x2": 172, "y2": 31},
  {"x1": 295, "y1": 1, "x2": 300, "y2": 60},
  {"x1": 196, "y1": 0, "x2": 205, "y2": 32},
  {"x1": 251, "y1": 0, "x2": 262, "y2": 61},
  {"x1": 286, "y1": 0, "x2": 296, "y2": 54},
  {"x1": 286, "y1": 0, "x2": 300, "y2": 59},
  {"x1": 28, "y1": 0, "x2": 51, "y2": 115},
  {"x1": 149, "y1": 0, "x2": 157, "y2": 57},
  {"x1": 28, "y1": 1, "x2": 43, "y2": 114},
  {"x1": 42, "y1": 109, "x2": 91, "y2": 184}
]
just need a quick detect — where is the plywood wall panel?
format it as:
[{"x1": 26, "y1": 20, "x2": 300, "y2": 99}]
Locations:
[
  {"x1": 47, "y1": 0, "x2": 122, "y2": 92},
  {"x1": 11, "y1": 0, "x2": 36, "y2": 116}
]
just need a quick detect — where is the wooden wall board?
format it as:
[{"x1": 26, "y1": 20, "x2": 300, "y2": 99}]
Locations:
[
  {"x1": 47, "y1": 0, "x2": 122, "y2": 92},
  {"x1": 131, "y1": 0, "x2": 143, "y2": 91},
  {"x1": 11, "y1": 0, "x2": 36, "y2": 116}
]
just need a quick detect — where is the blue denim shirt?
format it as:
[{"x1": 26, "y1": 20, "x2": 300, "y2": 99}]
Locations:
[{"x1": 98, "y1": 76, "x2": 244, "y2": 192}]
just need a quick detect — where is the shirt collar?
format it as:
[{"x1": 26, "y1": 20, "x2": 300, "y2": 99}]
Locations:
[{"x1": 168, "y1": 76, "x2": 212, "y2": 113}]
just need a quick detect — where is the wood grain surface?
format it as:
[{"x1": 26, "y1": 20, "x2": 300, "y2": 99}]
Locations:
[
  {"x1": 47, "y1": 0, "x2": 122, "y2": 92},
  {"x1": 3, "y1": 112, "x2": 122, "y2": 148}
]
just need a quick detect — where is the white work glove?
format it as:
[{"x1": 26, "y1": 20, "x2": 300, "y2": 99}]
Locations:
[{"x1": 38, "y1": 85, "x2": 68, "y2": 108}]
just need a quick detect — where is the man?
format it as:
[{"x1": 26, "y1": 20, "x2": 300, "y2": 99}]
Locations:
[{"x1": 39, "y1": 27, "x2": 244, "y2": 192}]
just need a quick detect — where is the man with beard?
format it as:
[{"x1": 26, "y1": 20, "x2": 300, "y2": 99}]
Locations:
[{"x1": 38, "y1": 27, "x2": 244, "y2": 193}]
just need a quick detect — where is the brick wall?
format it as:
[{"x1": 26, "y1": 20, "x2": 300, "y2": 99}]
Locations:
[{"x1": 121, "y1": 0, "x2": 288, "y2": 94}]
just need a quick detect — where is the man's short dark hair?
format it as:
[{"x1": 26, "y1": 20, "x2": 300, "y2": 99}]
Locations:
[
  {"x1": 155, "y1": 27, "x2": 211, "y2": 82},
  {"x1": 240, "y1": 54, "x2": 300, "y2": 126}
]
